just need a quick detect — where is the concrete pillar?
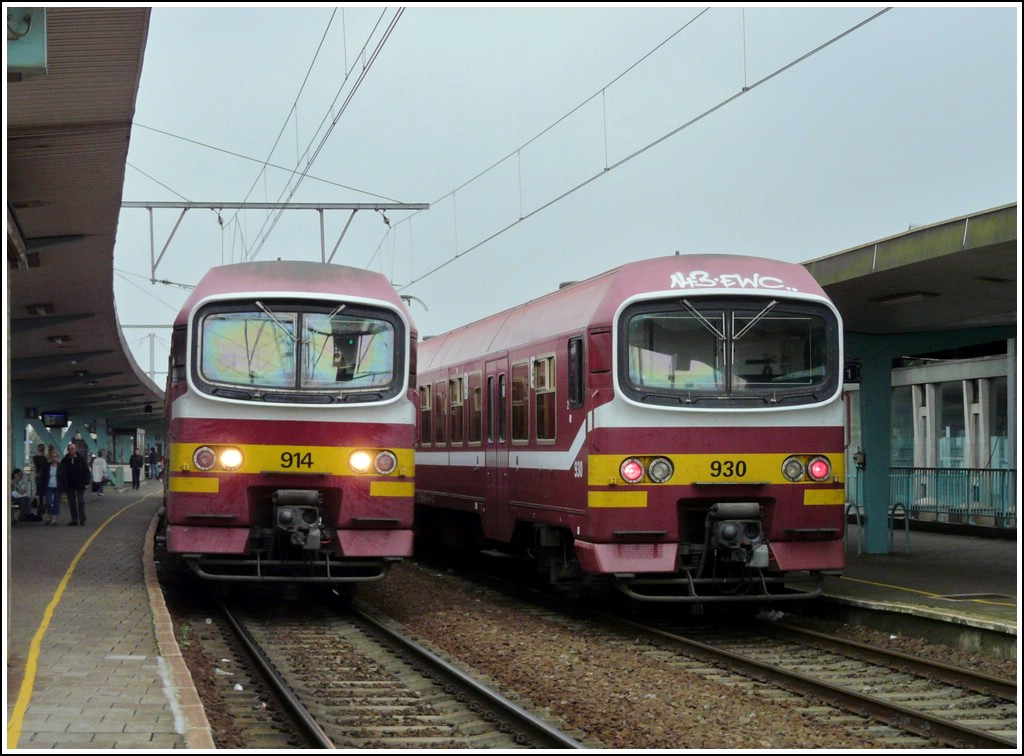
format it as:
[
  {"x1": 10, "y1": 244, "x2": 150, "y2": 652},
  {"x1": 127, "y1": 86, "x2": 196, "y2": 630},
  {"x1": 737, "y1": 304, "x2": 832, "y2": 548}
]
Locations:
[{"x1": 858, "y1": 347, "x2": 893, "y2": 553}]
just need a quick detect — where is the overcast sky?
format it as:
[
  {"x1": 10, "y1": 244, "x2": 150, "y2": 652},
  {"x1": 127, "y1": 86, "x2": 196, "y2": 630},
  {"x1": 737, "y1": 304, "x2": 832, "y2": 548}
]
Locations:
[{"x1": 112, "y1": 4, "x2": 1020, "y2": 378}]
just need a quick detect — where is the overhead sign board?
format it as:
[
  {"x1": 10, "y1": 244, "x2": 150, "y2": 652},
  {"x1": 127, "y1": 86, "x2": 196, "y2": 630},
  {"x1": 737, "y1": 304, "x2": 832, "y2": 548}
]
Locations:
[{"x1": 7, "y1": 7, "x2": 47, "y2": 75}]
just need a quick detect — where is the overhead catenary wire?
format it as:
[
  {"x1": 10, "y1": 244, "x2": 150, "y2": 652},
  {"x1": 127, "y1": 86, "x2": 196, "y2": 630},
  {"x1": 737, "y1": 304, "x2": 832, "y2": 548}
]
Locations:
[
  {"x1": 243, "y1": 7, "x2": 405, "y2": 263},
  {"x1": 131, "y1": 124, "x2": 402, "y2": 204},
  {"x1": 126, "y1": 7, "x2": 406, "y2": 271},
  {"x1": 388, "y1": 7, "x2": 892, "y2": 291},
  {"x1": 226, "y1": 7, "x2": 340, "y2": 227}
]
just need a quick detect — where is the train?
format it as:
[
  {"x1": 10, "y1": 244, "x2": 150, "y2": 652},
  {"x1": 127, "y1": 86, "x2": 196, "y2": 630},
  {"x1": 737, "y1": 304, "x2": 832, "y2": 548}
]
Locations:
[
  {"x1": 158, "y1": 260, "x2": 416, "y2": 585},
  {"x1": 413, "y1": 254, "x2": 846, "y2": 604}
]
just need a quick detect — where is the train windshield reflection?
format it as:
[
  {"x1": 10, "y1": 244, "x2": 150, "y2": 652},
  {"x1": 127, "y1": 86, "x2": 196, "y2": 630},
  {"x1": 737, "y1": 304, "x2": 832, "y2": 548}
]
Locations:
[
  {"x1": 623, "y1": 298, "x2": 834, "y2": 404},
  {"x1": 198, "y1": 304, "x2": 397, "y2": 394}
]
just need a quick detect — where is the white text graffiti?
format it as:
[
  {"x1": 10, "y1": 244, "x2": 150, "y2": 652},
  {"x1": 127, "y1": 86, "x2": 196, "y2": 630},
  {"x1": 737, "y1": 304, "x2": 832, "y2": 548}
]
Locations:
[{"x1": 669, "y1": 270, "x2": 795, "y2": 291}]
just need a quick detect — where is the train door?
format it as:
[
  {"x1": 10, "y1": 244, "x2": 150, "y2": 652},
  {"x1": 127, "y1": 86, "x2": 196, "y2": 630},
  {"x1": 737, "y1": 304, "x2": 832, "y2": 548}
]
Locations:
[{"x1": 483, "y1": 356, "x2": 508, "y2": 540}]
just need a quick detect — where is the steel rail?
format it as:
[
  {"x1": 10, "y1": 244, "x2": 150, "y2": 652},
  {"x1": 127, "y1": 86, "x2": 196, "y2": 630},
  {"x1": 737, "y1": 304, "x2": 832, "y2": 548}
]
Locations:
[
  {"x1": 218, "y1": 601, "x2": 336, "y2": 749},
  {"x1": 618, "y1": 617, "x2": 1017, "y2": 750},
  {"x1": 353, "y1": 606, "x2": 585, "y2": 750},
  {"x1": 764, "y1": 619, "x2": 1017, "y2": 703}
]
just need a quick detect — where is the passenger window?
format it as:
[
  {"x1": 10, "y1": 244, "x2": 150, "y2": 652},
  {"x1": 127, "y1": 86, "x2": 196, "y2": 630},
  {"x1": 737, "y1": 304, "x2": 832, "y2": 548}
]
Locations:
[
  {"x1": 170, "y1": 327, "x2": 187, "y2": 382},
  {"x1": 511, "y1": 363, "x2": 529, "y2": 443},
  {"x1": 568, "y1": 337, "x2": 584, "y2": 409},
  {"x1": 433, "y1": 382, "x2": 447, "y2": 444},
  {"x1": 449, "y1": 376, "x2": 464, "y2": 445},
  {"x1": 468, "y1": 373, "x2": 482, "y2": 444},
  {"x1": 487, "y1": 376, "x2": 495, "y2": 443},
  {"x1": 418, "y1": 385, "x2": 432, "y2": 446},
  {"x1": 498, "y1": 374, "x2": 507, "y2": 443},
  {"x1": 534, "y1": 355, "x2": 556, "y2": 441}
]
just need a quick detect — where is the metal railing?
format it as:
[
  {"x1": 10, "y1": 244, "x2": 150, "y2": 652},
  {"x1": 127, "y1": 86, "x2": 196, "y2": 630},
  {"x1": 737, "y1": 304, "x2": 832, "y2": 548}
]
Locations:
[
  {"x1": 847, "y1": 467, "x2": 1017, "y2": 528},
  {"x1": 888, "y1": 466, "x2": 1017, "y2": 526}
]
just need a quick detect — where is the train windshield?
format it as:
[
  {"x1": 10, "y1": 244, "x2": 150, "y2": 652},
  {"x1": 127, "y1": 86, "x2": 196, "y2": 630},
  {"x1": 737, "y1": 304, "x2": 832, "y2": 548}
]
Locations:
[
  {"x1": 195, "y1": 301, "x2": 402, "y2": 401},
  {"x1": 619, "y1": 297, "x2": 839, "y2": 407}
]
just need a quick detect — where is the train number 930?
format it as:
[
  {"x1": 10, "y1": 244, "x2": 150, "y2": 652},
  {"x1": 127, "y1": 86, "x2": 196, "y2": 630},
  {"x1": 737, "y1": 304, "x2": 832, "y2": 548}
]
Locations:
[{"x1": 709, "y1": 459, "x2": 747, "y2": 478}]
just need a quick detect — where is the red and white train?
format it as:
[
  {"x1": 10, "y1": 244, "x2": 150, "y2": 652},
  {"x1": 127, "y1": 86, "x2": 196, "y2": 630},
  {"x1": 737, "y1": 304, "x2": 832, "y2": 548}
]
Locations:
[
  {"x1": 414, "y1": 254, "x2": 846, "y2": 603},
  {"x1": 160, "y1": 261, "x2": 416, "y2": 584}
]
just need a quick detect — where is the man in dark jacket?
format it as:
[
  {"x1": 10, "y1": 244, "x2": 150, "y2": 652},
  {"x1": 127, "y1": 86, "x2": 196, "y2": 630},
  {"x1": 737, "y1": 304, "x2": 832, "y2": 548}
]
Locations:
[
  {"x1": 129, "y1": 448, "x2": 144, "y2": 490},
  {"x1": 61, "y1": 442, "x2": 91, "y2": 525}
]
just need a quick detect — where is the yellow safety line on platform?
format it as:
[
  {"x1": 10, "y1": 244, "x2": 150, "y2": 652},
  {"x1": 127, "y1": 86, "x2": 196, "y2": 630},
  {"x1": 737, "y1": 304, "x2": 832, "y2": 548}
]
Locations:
[
  {"x1": 6, "y1": 496, "x2": 149, "y2": 749},
  {"x1": 839, "y1": 575, "x2": 1017, "y2": 607}
]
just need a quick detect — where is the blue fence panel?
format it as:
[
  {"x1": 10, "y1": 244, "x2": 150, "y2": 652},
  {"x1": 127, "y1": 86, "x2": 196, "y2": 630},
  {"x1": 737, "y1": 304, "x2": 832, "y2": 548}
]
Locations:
[{"x1": 888, "y1": 467, "x2": 1017, "y2": 526}]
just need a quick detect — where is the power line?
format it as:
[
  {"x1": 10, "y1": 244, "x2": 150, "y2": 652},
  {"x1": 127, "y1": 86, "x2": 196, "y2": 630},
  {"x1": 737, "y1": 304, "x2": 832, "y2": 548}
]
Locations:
[
  {"x1": 126, "y1": 161, "x2": 191, "y2": 202},
  {"x1": 391, "y1": 7, "x2": 892, "y2": 291},
  {"x1": 244, "y1": 7, "x2": 406, "y2": 263},
  {"x1": 227, "y1": 8, "x2": 341, "y2": 226},
  {"x1": 113, "y1": 269, "x2": 187, "y2": 312},
  {"x1": 130, "y1": 123, "x2": 401, "y2": 203}
]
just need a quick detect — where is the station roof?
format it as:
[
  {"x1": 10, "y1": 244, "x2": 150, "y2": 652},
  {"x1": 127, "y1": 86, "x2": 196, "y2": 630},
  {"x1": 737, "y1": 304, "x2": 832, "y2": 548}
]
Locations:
[
  {"x1": 5, "y1": 8, "x2": 1017, "y2": 432},
  {"x1": 804, "y1": 203, "x2": 1017, "y2": 336},
  {"x1": 6, "y1": 8, "x2": 162, "y2": 429}
]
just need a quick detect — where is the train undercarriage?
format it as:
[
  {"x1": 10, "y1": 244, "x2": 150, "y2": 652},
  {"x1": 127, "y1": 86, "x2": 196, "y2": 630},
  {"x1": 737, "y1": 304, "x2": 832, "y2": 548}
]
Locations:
[{"x1": 414, "y1": 502, "x2": 833, "y2": 605}]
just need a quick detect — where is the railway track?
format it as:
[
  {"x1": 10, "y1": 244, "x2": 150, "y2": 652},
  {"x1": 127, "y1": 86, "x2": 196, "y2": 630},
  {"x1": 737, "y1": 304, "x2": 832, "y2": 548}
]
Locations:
[
  {"x1": 401, "y1": 555, "x2": 1017, "y2": 749},
  {"x1": 617, "y1": 615, "x2": 1018, "y2": 749},
  {"x1": 179, "y1": 588, "x2": 583, "y2": 749}
]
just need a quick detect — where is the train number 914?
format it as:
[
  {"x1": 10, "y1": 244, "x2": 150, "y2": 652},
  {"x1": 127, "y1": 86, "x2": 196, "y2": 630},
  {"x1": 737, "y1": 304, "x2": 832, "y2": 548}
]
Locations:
[
  {"x1": 281, "y1": 451, "x2": 314, "y2": 469},
  {"x1": 709, "y1": 459, "x2": 747, "y2": 478}
]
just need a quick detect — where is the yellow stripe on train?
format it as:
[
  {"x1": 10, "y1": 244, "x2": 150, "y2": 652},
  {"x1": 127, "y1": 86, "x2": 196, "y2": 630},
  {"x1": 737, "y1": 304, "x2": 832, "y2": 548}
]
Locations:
[
  {"x1": 588, "y1": 453, "x2": 844, "y2": 488},
  {"x1": 370, "y1": 481, "x2": 415, "y2": 498},
  {"x1": 168, "y1": 443, "x2": 415, "y2": 478},
  {"x1": 588, "y1": 491, "x2": 648, "y2": 509},
  {"x1": 168, "y1": 476, "x2": 219, "y2": 494},
  {"x1": 802, "y1": 488, "x2": 845, "y2": 506}
]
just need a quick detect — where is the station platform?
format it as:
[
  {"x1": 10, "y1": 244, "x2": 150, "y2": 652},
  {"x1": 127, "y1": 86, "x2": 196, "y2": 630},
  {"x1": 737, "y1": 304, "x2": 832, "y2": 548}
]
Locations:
[
  {"x1": 813, "y1": 527, "x2": 1019, "y2": 658},
  {"x1": 4, "y1": 481, "x2": 213, "y2": 750},
  {"x1": 5, "y1": 487, "x2": 1018, "y2": 749}
]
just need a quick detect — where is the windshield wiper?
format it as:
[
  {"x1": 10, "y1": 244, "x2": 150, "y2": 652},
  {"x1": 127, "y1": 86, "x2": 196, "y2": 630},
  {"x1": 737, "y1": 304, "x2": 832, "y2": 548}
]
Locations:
[
  {"x1": 305, "y1": 303, "x2": 348, "y2": 369},
  {"x1": 733, "y1": 300, "x2": 777, "y2": 341},
  {"x1": 680, "y1": 299, "x2": 726, "y2": 340},
  {"x1": 255, "y1": 300, "x2": 298, "y2": 343}
]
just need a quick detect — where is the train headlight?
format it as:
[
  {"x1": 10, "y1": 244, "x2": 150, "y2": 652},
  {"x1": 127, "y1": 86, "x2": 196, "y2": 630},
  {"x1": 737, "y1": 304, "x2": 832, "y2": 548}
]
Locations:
[
  {"x1": 720, "y1": 522, "x2": 738, "y2": 542},
  {"x1": 219, "y1": 447, "x2": 244, "y2": 470},
  {"x1": 374, "y1": 451, "x2": 397, "y2": 475},
  {"x1": 782, "y1": 456, "x2": 805, "y2": 482},
  {"x1": 349, "y1": 450, "x2": 373, "y2": 474},
  {"x1": 647, "y1": 457, "x2": 674, "y2": 484},
  {"x1": 807, "y1": 456, "x2": 831, "y2": 481},
  {"x1": 620, "y1": 458, "x2": 645, "y2": 484},
  {"x1": 192, "y1": 446, "x2": 216, "y2": 471}
]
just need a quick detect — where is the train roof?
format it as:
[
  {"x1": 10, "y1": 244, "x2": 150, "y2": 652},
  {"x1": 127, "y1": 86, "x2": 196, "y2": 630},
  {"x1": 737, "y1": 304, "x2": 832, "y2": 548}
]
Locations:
[
  {"x1": 419, "y1": 254, "x2": 831, "y2": 370},
  {"x1": 174, "y1": 260, "x2": 412, "y2": 327}
]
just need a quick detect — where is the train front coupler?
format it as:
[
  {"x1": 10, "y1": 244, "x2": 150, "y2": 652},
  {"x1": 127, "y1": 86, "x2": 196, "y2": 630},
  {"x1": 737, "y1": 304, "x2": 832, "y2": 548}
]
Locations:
[
  {"x1": 706, "y1": 501, "x2": 769, "y2": 569},
  {"x1": 273, "y1": 489, "x2": 330, "y2": 549}
]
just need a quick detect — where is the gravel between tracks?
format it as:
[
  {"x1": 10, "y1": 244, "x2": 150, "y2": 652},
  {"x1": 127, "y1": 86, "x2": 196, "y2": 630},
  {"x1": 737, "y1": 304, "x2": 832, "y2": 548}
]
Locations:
[
  {"x1": 358, "y1": 562, "x2": 877, "y2": 749},
  {"x1": 171, "y1": 560, "x2": 1016, "y2": 749}
]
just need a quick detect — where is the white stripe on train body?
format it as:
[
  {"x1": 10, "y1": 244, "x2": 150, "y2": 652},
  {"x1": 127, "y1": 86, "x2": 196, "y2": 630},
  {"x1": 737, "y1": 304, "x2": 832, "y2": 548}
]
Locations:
[{"x1": 414, "y1": 254, "x2": 847, "y2": 604}]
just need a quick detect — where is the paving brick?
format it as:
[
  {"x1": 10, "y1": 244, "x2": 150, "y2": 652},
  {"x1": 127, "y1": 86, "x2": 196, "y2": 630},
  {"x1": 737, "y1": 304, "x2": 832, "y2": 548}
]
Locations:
[{"x1": 7, "y1": 495, "x2": 200, "y2": 748}]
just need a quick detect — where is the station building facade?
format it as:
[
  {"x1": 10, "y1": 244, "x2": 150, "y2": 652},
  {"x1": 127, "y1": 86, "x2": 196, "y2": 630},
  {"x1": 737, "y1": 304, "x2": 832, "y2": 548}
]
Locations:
[{"x1": 844, "y1": 338, "x2": 1016, "y2": 529}]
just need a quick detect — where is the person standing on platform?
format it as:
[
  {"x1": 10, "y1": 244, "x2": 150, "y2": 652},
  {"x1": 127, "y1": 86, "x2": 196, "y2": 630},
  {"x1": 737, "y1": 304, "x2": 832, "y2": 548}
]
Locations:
[
  {"x1": 61, "y1": 442, "x2": 90, "y2": 526},
  {"x1": 129, "y1": 448, "x2": 144, "y2": 489},
  {"x1": 147, "y1": 447, "x2": 159, "y2": 480},
  {"x1": 91, "y1": 449, "x2": 110, "y2": 497},
  {"x1": 43, "y1": 451, "x2": 64, "y2": 526},
  {"x1": 32, "y1": 443, "x2": 48, "y2": 513}
]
